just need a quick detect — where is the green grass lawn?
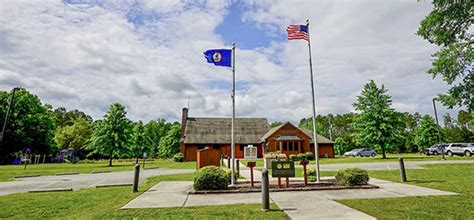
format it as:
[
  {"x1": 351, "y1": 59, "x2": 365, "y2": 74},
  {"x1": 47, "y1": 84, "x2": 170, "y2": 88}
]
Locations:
[
  {"x1": 338, "y1": 163, "x2": 474, "y2": 219},
  {"x1": 0, "y1": 159, "x2": 196, "y2": 182},
  {"x1": 241, "y1": 153, "x2": 474, "y2": 167},
  {"x1": 0, "y1": 173, "x2": 288, "y2": 219}
]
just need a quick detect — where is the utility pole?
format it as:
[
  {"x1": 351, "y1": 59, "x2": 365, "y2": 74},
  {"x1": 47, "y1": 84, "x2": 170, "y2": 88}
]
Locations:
[
  {"x1": 0, "y1": 88, "x2": 18, "y2": 143},
  {"x1": 432, "y1": 98, "x2": 445, "y2": 160}
]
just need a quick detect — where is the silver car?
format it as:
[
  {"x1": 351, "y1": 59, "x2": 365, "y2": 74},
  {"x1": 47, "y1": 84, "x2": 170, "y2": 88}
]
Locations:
[
  {"x1": 445, "y1": 143, "x2": 473, "y2": 157},
  {"x1": 343, "y1": 148, "x2": 376, "y2": 157}
]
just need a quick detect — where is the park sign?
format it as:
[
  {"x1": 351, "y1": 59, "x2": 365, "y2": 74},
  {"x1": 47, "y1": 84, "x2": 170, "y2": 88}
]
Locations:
[{"x1": 271, "y1": 160, "x2": 295, "y2": 177}]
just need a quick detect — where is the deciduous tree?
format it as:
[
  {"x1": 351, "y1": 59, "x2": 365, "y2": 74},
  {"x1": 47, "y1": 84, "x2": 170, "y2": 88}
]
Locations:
[
  {"x1": 417, "y1": 1, "x2": 473, "y2": 111},
  {"x1": 351, "y1": 80, "x2": 404, "y2": 158},
  {"x1": 86, "y1": 103, "x2": 132, "y2": 166},
  {"x1": 414, "y1": 115, "x2": 439, "y2": 152},
  {"x1": 131, "y1": 120, "x2": 152, "y2": 163},
  {"x1": 158, "y1": 124, "x2": 181, "y2": 158}
]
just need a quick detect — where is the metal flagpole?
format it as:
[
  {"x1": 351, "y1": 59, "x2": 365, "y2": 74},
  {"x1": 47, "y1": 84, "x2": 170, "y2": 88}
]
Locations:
[
  {"x1": 231, "y1": 42, "x2": 236, "y2": 186},
  {"x1": 306, "y1": 19, "x2": 320, "y2": 182}
]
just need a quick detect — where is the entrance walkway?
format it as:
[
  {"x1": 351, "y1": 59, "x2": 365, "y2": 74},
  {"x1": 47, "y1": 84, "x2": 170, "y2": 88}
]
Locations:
[{"x1": 122, "y1": 177, "x2": 456, "y2": 219}]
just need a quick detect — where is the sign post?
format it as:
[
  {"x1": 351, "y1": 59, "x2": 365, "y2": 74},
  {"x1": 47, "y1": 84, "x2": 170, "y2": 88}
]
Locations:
[
  {"x1": 271, "y1": 160, "x2": 295, "y2": 188},
  {"x1": 247, "y1": 161, "x2": 256, "y2": 187}
]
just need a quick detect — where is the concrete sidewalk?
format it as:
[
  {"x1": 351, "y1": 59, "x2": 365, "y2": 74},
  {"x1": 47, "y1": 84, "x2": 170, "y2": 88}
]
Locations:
[
  {"x1": 122, "y1": 177, "x2": 456, "y2": 219},
  {"x1": 0, "y1": 168, "x2": 195, "y2": 196}
]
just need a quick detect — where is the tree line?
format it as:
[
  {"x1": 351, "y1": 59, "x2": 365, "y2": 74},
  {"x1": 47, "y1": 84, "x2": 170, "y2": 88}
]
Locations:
[
  {"x1": 0, "y1": 88, "x2": 181, "y2": 165},
  {"x1": 298, "y1": 80, "x2": 473, "y2": 158}
]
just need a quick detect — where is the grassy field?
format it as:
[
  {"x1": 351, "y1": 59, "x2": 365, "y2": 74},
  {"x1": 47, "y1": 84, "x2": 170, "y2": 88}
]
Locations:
[
  {"x1": 0, "y1": 159, "x2": 196, "y2": 182},
  {"x1": 0, "y1": 173, "x2": 288, "y2": 219},
  {"x1": 338, "y1": 163, "x2": 474, "y2": 219},
  {"x1": 241, "y1": 153, "x2": 474, "y2": 167}
]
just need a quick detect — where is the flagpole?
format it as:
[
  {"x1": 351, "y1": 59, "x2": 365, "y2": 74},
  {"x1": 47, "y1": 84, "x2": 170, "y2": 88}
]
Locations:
[
  {"x1": 231, "y1": 42, "x2": 236, "y2": 186},
  {"x1": 306, "y1": 19, "x2": 320, "y2": 183}
]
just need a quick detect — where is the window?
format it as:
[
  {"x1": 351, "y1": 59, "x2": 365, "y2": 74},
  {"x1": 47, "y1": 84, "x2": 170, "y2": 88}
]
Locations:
[
  {"x1": 283, "y1": 142, "x2": 288, "y2": 151},
  {"x1": 290, "y1": 142, "x2": 294, "y2": 151},
  {"x1": 276, "y1": 142, "x2": 280, "y2": 151}
]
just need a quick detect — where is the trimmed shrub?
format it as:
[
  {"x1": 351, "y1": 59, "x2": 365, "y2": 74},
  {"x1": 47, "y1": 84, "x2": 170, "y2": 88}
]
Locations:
[
  {"x1": 222, "y1": 168, "x2": 237, "y2": 183},
  {"x1": 173, "y1": 152, "x2": 184, "y2": 162},
  {"x1": 289, "y1": 154, "x2": 297, "y2": 161},
  {"x1": 305, "y1": 152, "x2": 314, "y2": 160},
  {"x1": 302, "y1": 168, "x2": 317, "y2": 182},
  {"x1": 194, "y1": 166, "x2": 229, "y2": 190},
  {"x1": 297, "y1": 153, "x2": 306, "y2": 161},
  {"x1": 335, "y1": 168, "x2": 369, "y2": 186}
]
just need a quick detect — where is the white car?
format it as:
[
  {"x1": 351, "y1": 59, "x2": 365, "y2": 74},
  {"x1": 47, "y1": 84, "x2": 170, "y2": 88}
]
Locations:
[{"x1": 445, "y1": 143, "x2": 473, "y2": 157}]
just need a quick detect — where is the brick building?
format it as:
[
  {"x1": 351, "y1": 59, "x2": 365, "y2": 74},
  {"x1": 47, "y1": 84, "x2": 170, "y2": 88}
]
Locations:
[{"x1": 179, "y1": 108, "x2": 334, "y2": 161}]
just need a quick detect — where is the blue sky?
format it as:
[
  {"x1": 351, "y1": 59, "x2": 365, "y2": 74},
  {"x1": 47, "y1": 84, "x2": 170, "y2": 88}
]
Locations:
[{"x1": 216, "y1": 2, "x2": 275, "y2": 49}]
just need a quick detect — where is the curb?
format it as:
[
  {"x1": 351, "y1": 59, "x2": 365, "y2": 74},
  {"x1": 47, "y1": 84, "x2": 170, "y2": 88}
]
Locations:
[
  {"x1": 91, "y1": 170, "x2": 112, "y2": 174},
  {"x1": 96, "y1": 183, "x2": 132, "y2": 188},
  {"x1": 28, "y1": 188, "x2": 73, "y2": 193},
  {"x1": 189, "y1": 184, "x2": 379, "y2": 194},
  {"x1": 55, "y1": 172, "x2": 80, "y2": 176},
  {"x1": 14, "y1": 174, "x2": 41, "y2": 179}
]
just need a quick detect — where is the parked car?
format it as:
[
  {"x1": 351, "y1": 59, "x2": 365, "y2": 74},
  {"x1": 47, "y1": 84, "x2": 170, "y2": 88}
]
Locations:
[
  {"x1": 424, "y1": 144, "x2": 448, "y2": 156},
  {"x1": 445, "y1": 143, "x2": 473, "y2": 157},
  {"x1": 343, "y1": 148, "x2": 376, "y2": 157}
]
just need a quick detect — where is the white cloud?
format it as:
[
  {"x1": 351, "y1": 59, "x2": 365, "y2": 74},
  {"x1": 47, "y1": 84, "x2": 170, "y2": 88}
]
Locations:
[{"x1": 0, "y1": 0, "x2": 463, "y2": 125}]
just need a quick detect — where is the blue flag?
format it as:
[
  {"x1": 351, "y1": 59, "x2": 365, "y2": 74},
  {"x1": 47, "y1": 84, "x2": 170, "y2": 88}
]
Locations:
[{"x1": 204, "y1": 49, "x2": 232, "y2": 67}]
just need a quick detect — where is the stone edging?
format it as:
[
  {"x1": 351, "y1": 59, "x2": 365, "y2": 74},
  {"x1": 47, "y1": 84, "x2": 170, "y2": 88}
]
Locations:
[{"x1": 189, "y1": 184, "x2": 379, "y2": 194}]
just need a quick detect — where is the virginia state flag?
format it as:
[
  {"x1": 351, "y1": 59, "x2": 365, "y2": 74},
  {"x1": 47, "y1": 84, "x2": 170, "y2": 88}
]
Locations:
[{"x1": 204, "y1": 49, "x2": 232, "y2": 67}]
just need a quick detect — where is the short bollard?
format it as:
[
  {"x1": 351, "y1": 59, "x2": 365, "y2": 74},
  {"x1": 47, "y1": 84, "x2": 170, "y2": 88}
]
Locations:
[
  {"x1": 399, "y1": 157, "x2": 407, "y2": 182},
  {"x1": 132, "y1": 164, "x2": 140, "y2": 192},
  {"x1": 261, "y1": 168, "x2": 270, "y2": 212}
]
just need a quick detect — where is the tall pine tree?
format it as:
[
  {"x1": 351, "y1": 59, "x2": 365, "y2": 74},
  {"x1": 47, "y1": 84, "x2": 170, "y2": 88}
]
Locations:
[{"x1": 352, "y1": 80, "x2": 403, "y2": 159}]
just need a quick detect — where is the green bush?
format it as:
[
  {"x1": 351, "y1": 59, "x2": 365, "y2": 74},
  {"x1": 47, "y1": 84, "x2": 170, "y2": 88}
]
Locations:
[
  {"x1": 297, "y1": 153, "x2": 306, "y2": 161},
  {"x1": 289, "y1": 154, "x2": 297, "y2": 161},
  {"x1": 305, "y1": 152, "x2": 314, "y2": 160},
  {"x1": 173, "y1": 152, "x2": 184, "y2": 162},
  {"x1": 335, "y1": 168, "x2": 369, "y2": 186},
  {"x1": 222, "y1": 168, "x2": 237, "y2": 183},
  {"x1": 194, "y1": 166, "x2": 229, "y2": 190},
  {"x1": 301, "y1": 168, "x2": 317, "y2": 182}
]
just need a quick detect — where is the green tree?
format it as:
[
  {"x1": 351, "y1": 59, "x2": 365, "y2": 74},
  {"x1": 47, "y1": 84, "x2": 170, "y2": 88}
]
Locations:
[
  {"x1": 54, "y1": 117, "x2": 92, "y2": 154},
  {"x1": 334, "y1": 137, "x2": 349, "y2": 156},
  {"x1": 414, "y1": 115, "x2": 439, "y2": 152},
  {"x1": 457, "y1": 109, "x2": 473, "y2": 129},
  {"x1": 0, "y1": 88, "x2": 55, "y2": 163},
  {"x1": 86, "y1": 103, "x2": 132, "y2": 166},
  {"x1": 131, "y1": 121, "x2": 152, "y2": 163},
  {"x1": 145, "y1": 119, "x2": 172, "y2": 157},
  {"x1": 158, "y1": 124, "x2": 181, "y2": 158},
  {"x1": 351, "y1": 80, "x2": 404, "y2": 159},
  {"x1": 52, "y1": 107, "x2": 92, "y2": 128},
  {"x1": 417, "y1": 1, "x2": 473, "y2": 111},
  {"x1": 270, "y1": 121, "x2": 284, "y2": 127}
]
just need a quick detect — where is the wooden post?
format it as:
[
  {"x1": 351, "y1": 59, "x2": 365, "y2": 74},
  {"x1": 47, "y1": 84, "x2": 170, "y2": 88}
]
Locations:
[
  {"x1": 278, "y1": 177, "x2": 282, "y2": 189},
  {"x1": 286, "y1": 177, "x2": 289, "y2": 188},
  {"x1": 250, "y1": 167, "x2": 254, "y2": 187},
  {"x1": 303, "y1": 163, "x2": 308, "y2": 186},
  {"x1": 399, "y1": 157, "x2": 407, "y2": 182}
]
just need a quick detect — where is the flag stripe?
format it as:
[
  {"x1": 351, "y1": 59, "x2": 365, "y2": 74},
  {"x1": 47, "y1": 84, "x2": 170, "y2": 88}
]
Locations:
[{"x1": 287, "y1": 24, "x2": 308, "y2": 41}]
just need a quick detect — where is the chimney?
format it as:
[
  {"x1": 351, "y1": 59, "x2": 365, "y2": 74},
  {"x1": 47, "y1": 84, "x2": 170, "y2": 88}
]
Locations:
[{"x1": 179, "y1": 108, "x2": 188, "y2": 156}]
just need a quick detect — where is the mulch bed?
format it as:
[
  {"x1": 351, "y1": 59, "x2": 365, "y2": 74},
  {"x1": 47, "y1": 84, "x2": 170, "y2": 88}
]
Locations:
[{"x1": 189, "y1": 179, "x2": 378, "y2": 194}]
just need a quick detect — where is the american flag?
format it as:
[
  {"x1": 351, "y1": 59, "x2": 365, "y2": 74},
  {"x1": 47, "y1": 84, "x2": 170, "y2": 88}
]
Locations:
[{"x1": 287, "y1": 24, "x2": 308, "y2": 41}]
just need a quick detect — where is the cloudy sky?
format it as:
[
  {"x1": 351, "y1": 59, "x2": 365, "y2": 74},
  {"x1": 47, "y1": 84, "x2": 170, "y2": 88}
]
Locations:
[{"x1": 0, "y1": 0, "x2": 462, "y2": 123}]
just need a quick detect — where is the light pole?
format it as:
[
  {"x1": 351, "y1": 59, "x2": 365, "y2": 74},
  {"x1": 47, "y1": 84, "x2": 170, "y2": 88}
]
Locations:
[
  {"x1": 0, "y1": 87, "x2": 19, "y2": 143},
  {"x1": 432, "y1": 98, "x2": 445, "y2": 160}
]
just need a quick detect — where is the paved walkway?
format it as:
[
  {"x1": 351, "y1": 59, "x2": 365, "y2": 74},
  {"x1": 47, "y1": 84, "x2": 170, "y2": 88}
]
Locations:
[
  {"x1": 0, "y1": 168, "x2": 194, "y2": 196},
  {"x1": 122, "y1": 178, "x2": 456, "y2": 219}
]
